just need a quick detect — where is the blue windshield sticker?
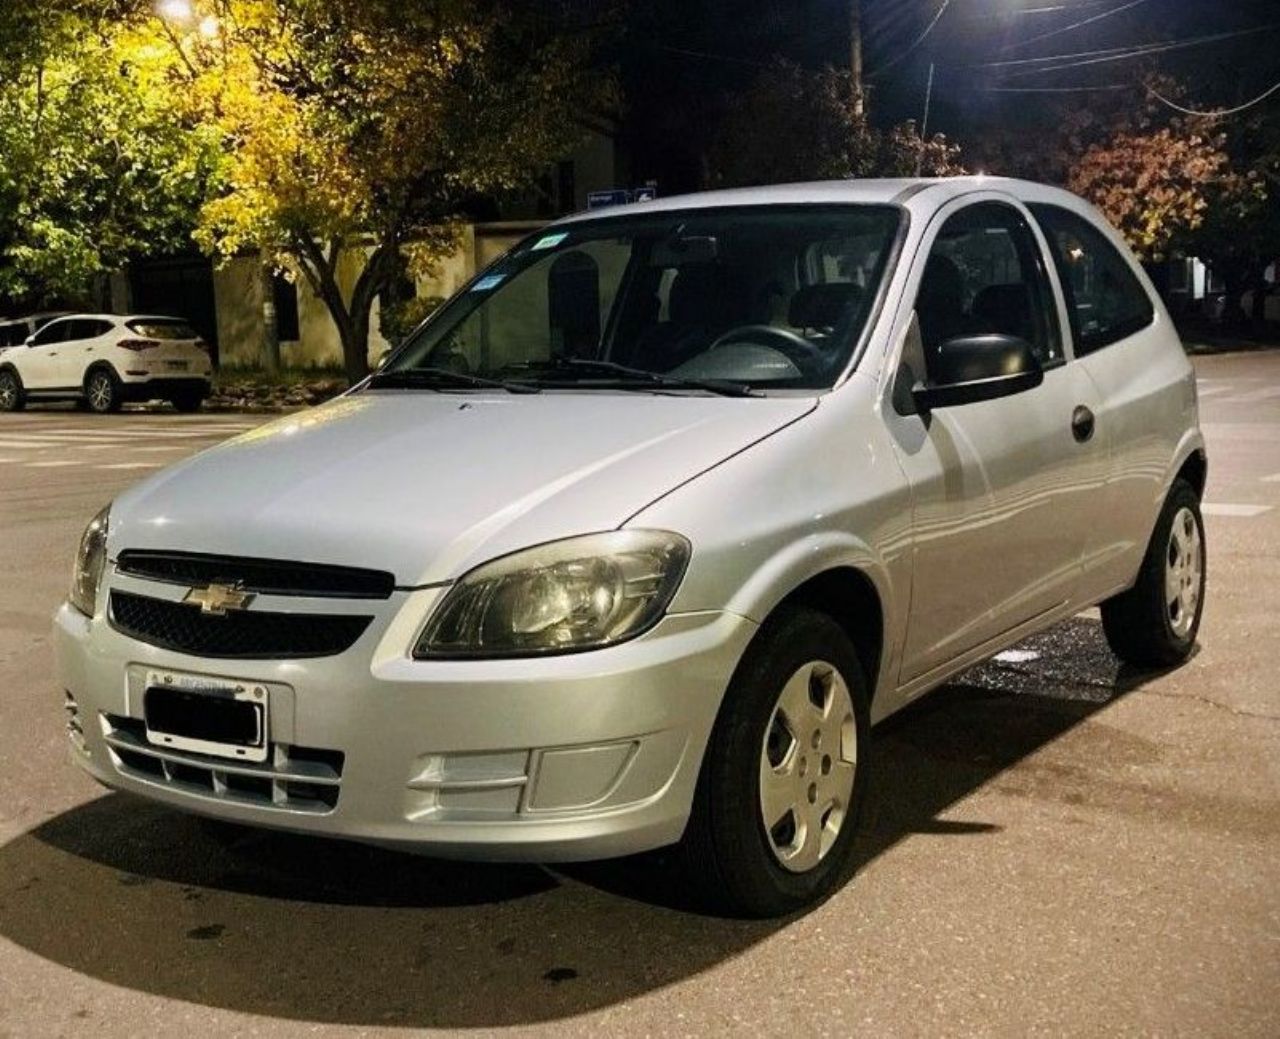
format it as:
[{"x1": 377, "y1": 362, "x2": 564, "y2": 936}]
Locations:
[
  {"x1": 471, "y1": 274, "x2": 505, "y2": 292},
  {"x1": 532, "y1": 232, "x2": 569, "y2": 251}
]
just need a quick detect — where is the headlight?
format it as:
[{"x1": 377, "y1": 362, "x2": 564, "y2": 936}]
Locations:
[
  {"x1": 415, "y1": 530, "x2": 690, "y2": 658},
  {"x1": 70, "y1": 505, "x2": 110, "y2": 617}
]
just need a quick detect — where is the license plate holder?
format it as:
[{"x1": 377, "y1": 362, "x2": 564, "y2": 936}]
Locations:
[
  {"x1": 164, "y1": 360, "x2": 189, "y2": 371},
  {"x1": 143, "y1": 672, "x2": 268, "y2": 762}
]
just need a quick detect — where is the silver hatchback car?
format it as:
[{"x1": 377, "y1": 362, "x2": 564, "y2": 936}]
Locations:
[{"x1": 55, "y1": 178, "x2": 1206, "y2": 916}]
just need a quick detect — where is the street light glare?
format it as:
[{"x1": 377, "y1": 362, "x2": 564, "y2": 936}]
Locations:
[
  {"x1": 198, "y1": 14, "x2": 219, "y2": 38},
  {"x1": 156, "y1": 0, "x2": 193, "y2": 24}
]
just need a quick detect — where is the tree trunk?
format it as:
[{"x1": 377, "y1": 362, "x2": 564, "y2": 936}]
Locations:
[{"x1": 257, "y1": 247, "x2": 280, "y2": 375}]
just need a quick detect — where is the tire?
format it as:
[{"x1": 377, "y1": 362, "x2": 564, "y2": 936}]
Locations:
[
  {"x1": 84, "y1": 367, "x2": 121, "y2": 414},
  {"x1": 0, "y1": 368, "x2": 24, "y2": 412},
  {"x1": 681, "y1": 606, "x2": 870, "y2": 918},
  {"x1": 1101, "y1": 479, "x2": 1206, "y2": 668},
  {"x1": 169, "y1": 389, "x2": 205, "y2": 413}
]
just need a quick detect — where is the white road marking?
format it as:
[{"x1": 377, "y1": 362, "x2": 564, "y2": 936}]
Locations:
[
  {"x1": 1196, "y1": 385, "x2": 1233, "y2": 397},
  {"x1": 1261, "y1": 473, "x2": 1280, "y2": 484},
  {"x1": 97, "y1": 462, "x2": 164, "y2": 470},
  {"x1": 25, "y1": 460, "x2": 78, "y2": 468},
  {"x1": 1202, "y1": 503, "x2": 1274, "y2": 518},
  {"x1": 995, "y1": 649, "x2": 1041, "y2": 664}
]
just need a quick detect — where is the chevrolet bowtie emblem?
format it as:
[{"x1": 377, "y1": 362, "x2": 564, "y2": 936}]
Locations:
[{"x1": 183, "y1": 583, "x2": 255, "y2": 616}]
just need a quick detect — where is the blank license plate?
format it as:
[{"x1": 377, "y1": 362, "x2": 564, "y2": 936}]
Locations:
[
  {"x1": 144, "y1": 681, "x2": 267, "y2": 762},
  {"x1": 165, "y1": 360, "x2": 189, "y2": 371}
]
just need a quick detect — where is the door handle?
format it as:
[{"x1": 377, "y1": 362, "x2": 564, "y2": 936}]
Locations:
[{"x1": 1071, "y1": 405, "x2": 1095, "y2": 443}]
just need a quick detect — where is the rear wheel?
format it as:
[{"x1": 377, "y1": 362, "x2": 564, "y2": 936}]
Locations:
[
  {"x1": 169, "y1": 389, "x2": 205, "y2": 413},
  {"x1": 681, "y1": 606, "x2": 870, "y2": 917},
  {"x1": 0, "y1": 368, "x2": 24, "y2": 412},
  {"x1": 1101, "y1": 479, "x2": 1206, "y2": 668},
  {"x1": 85, "y1": 368, "x2": 121, "y2": 414}
]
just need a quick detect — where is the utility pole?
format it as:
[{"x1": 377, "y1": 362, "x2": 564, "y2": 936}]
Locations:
[
  {"x1": 850, "y1": 0, "x2": 864, "y2": 118},
  {"x1": 916, "y1": 62, "x2": 935, "y2": 177}
]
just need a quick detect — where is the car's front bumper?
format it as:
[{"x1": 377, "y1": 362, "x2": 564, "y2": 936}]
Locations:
[{"x1": 53, "y1": 595, "x2": 755, "y2": 861}]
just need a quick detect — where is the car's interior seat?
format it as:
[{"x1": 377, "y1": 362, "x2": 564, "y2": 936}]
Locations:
[
  {"x1": 788, "y1": 283, "x2": 863, "y2": 336},
  {"x1": 916, "y1": 254, "x2": 968, "y2": 364},
  {"x1": 971, "y1": 283, "x2": 1035, "y2": 345},
  {"x1": 633, "y1": 265, "x2": 747, "y2": 371}
]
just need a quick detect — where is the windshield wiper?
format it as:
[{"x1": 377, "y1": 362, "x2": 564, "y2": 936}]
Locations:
[
  {"x1": 505, "y1": 357, "x2": 759, "y2": 398},
  {"x1": 367, "y1": 366, "x2": 541, "y2": 394}
]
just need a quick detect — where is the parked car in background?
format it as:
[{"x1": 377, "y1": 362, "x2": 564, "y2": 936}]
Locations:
[
  {"x1": 0, "y1": 313, "x2": 212, "y2": 413},
  {"x1": 55, "y1": 178, "x2": 1206, "y2": 916},
  {"x1": 0, "y1": 311, "x2": 73, "y2": 353}
]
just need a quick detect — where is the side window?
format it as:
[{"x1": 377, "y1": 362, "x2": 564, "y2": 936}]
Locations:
[
  {"x1": 29, "y1": 320, "x2": 69, "y2": 347},
  {"x1": 1029, "y1": 204, "x2": 1154, "y2": 356},
  {"x1": 915, "y1": 202, "x2": 1061, "y2": 374}
]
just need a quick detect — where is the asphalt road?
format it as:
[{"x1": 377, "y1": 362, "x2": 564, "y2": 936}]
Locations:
[{"x1": 0, "y1": 357, "x2": 1277, "y2": 1038}]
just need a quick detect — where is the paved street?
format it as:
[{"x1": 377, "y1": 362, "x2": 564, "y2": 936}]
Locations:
[{"x1": 0, "y1": 353, "x2": 1277, "y2": 1037}]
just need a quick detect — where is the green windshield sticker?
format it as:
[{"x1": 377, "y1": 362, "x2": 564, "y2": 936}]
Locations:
[
  {"x1": 532, "y1": 232, "x2": 569, "y2": 251},
  {"x1": 471, "y1": 274, "x2": 505, "y2": 292}
]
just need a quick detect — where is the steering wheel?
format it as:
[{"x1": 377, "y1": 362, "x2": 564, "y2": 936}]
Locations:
[{"x1": 708, "y1": 324, "x2": 825, "y2": 371}]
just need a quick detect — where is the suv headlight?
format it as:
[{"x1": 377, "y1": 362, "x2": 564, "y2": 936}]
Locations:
[
  {"x1": 70, "y1": 505, "x2": 110, "y2": 617},
  {"x1": 415, "y1": 530, "x2": 690, "y2": 658}
]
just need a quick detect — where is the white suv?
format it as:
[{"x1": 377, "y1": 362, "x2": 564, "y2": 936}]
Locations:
[
  {"x1": 54, "y1": 179, "x2": 1206, "y2": 916},
  {"x1": 0, "y1": 313, "x2": 213, "y2": 413}
]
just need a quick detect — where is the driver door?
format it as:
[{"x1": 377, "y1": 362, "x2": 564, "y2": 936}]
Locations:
[
  {"x1": 887, "y1": 199, "x2": 1106, "y2": 685},
  {"x1": 20, "y1": 318, "x2": 72, "y2": 390}
]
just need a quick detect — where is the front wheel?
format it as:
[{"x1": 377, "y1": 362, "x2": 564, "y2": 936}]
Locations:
[
  {"x1": 1101, "y1": 479, "x2": 1206, "y2": 668},
  {"x1": 0, "y1": 368, "x2": 24, "y2": 412},
  {"x1": 681, "y1": 606, "x2": 870, "y2": 917},
  {"x1": 85, "y1": 368, "x2": 121, "y2": 414}
]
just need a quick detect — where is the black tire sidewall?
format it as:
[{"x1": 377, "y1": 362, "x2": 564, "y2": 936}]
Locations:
[
  {"x1": 693, "y1": 607, "x2": 870, "y2": 916},
  {"x1": 0, "y1": 369, "x2": 21, "y2": 411},
  {"x1": 1152, "y1": 482, "x2": 1207, "y2": 653}
]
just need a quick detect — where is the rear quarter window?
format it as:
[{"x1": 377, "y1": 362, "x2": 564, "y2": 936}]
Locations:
[{"x1": 1029, "y1": 204, "x2": 1155, "y2": 356}]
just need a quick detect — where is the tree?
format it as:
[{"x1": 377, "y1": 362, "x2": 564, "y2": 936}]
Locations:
[
  {"x1": 0, "y1": 6, "x2": 218, "y2": 310},
  {"x1": 1067, "y1": 124, "x2": 1263, "y2": 263},
  {"x1": 707, "y1": 58, "x2": 964, "y2": 188},
  {"x1": 160, "y1": 0, "x2": 612, "y2": 381}
]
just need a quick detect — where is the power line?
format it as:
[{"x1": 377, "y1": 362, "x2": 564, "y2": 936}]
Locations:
[
  {"x1": 867, "y1": 0, "x2": 953, "y2": 79},
  {"x1": 1000, "y1": 0, "x2": 1153, "y2": 54},
  {"x1": 983, "y1": 24, "x2": 1280, "y2": 78},
  {"x1": 976, "y1": 24, "x2": 1278, "y2": 70},
  {"x1": 1147, "y1": 77, "x2": 1280, "y2": 118},
  {"x1": 980, "y1": 83, "x2": 1134, "y2": 93}
]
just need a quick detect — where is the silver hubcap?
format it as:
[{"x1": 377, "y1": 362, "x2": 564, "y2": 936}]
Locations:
[
  {"x1": 0, "y1": 376, "x2": 14, "y2": 407},
  {"x1": 1166, "y1": 506, "x2": 1203, "y2": 639},
  {"x1": 759, "y1": 660, "x2": 857, "y2": 873},
  {"x1": 88, "y1": 375, "x2": 111, "y2": 410}
]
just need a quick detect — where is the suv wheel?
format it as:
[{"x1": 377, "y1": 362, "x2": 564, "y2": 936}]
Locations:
[
  {"x1": 85, "y1": 368, "x2": 121, "y2": 414},
  {"x1": 1101, "y1": 478, "x2": 1206, "y2": 668},
  {"x1": 682, "y1": 606, "x2": 869, "y2": 917},
  {"x1": 0, "y1": 369, "x2": 24, "y2": 412}
]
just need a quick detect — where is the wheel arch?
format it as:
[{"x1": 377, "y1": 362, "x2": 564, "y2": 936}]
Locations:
[
  {"x1": 83, "y1": 359, "x2": 121, "y2": 387},
  {"x1": 1174, "y1": 447, "x2": 1207, "y2": 501}
]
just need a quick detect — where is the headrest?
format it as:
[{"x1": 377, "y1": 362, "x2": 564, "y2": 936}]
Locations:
[{"x1": 788, "y1": 283, "x2": 862, "y2": 329}]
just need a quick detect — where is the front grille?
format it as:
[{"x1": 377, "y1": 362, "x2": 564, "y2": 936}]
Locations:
[
  {"x1": 110, "y1": 590, "x2": 372, "y2": 659},
  {"x1": 103, "y1": 714, "x2": 343, "y2": 813},
  {"x1": 115, "y1": 550, "x2": 395, "y2": 599}
]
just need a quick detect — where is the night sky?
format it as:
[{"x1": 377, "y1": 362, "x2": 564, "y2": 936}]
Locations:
[{"x1": 620, "y1": 0, "x2": 1280, "y2": 191}]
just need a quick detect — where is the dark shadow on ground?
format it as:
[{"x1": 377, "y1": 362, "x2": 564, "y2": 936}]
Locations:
[{"x1": 0, "y1": 616, "x2": 1167, "y2": 1027}]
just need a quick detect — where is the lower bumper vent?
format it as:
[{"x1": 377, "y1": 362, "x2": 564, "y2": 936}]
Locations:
[{"x1": 102, "y1": 713, "x2": 344, "y2": 813}]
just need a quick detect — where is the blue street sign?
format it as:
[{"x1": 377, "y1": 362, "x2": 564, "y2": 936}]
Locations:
[{"x1": 587, "y1": 189, "x2": 632, "y2": 210}]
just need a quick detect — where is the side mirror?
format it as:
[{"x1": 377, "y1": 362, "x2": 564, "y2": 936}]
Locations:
[
  {"x1": 24, "y1": 336, "x2": 34, "y2": 347},
  {"x1": 912, "y1": 334, "x2": 1043, "y2": 411}
]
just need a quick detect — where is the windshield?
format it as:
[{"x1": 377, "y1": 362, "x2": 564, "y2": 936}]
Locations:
[{"x1": 384, "y1": 204, "x2": 903, "y2": 393}]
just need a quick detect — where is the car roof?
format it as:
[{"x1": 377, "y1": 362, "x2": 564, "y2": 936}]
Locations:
[
  {"x1": 40, "y1": 313, "x2": 192, "y2": 323},
  {"x1": 554, "y1": 176, "x2": 1089, "y2": 225}
]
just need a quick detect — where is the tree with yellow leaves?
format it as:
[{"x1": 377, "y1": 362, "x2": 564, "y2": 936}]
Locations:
[{"x1": 157, "y1": 0, "x2": 613, "y2": 379}]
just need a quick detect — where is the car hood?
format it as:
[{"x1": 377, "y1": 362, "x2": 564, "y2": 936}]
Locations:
[{"x1": 110, "y1": 390, "x2": 816, "y2": 585}]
